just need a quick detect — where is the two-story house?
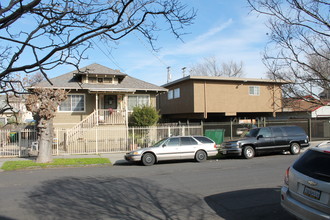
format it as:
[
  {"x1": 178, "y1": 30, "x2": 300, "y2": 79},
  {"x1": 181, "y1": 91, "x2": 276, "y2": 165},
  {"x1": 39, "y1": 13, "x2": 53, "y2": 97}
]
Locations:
[{"x1": 158, "y1": 75, "x2": 288, "y2": 121}]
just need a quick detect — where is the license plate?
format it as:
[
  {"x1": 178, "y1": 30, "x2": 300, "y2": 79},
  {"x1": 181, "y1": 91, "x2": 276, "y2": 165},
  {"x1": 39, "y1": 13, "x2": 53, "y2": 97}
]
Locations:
[{"x1": 303, "y1": 185, "x2": 321, "y2": 200}]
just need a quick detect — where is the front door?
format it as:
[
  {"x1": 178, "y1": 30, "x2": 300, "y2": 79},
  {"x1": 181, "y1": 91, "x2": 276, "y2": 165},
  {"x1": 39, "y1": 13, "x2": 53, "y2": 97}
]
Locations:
[{"x1": 104, "y1": 95, "x2": 117, "y2": 109}]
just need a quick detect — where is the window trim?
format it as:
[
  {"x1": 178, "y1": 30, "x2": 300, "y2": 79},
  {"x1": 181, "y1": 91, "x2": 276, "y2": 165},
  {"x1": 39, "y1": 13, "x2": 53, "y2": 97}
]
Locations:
[
  {"x1": 249, "y1": 86, "x2": 260, "y2": 96},
  {"x1": 58, "y1": 93, "x2": 86, "y2": 113}
]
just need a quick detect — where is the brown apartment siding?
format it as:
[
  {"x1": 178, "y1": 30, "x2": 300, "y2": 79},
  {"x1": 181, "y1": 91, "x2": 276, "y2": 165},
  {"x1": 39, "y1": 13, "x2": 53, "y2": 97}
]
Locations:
[
  {"x1": 159, "y1": 81, "x2": 194, "y2": 115},
  {"x1": 193, "y1": 80, "x2": 282, "y2": 115}
]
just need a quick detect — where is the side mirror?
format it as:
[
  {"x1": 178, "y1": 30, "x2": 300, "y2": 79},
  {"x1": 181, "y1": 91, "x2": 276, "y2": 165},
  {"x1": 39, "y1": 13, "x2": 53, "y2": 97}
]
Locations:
[
  {"x1": 257, "y1": 135, "x2": 264, "y2": 140},
  {"x1": 162, "y1": 143, "x2": 166, "y2": 147}
]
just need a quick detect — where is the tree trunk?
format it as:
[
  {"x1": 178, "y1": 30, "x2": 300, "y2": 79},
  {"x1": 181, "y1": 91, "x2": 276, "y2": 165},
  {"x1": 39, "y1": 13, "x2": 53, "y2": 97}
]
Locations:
[{"x1": 36, "y1": 118, "x2": 54, "y2": 163}]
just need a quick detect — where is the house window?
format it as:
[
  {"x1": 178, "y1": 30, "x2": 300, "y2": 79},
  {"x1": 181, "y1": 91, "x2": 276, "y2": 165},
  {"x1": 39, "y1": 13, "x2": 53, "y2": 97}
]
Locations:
[
  {"x1": 59, "y1": 94, "x2": 85, "y2": 112},
  {"x1": 168, "y1": 90, "x2": 174, "y2": 100},
  {"x1": 174, "y1": 88, "x2": 180, "y2": 99},
  {"x1": 168, "y1": 88, "x2": 180, "y2": 100},
  {"x1": 98, "y1": 78, "x2": 103, "y2": 83},
  {"x1": 128, "y1": 95, "x2": 150, "y2": 111},
  {"x1": 249, "y1": 86, "x2": 260, "y2": 96}
]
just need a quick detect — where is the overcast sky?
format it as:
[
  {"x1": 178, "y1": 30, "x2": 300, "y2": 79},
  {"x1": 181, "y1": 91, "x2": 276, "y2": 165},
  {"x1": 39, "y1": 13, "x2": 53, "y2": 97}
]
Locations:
[{"x1": 50, "y1": 0, "x2": 270, "y2": 86}]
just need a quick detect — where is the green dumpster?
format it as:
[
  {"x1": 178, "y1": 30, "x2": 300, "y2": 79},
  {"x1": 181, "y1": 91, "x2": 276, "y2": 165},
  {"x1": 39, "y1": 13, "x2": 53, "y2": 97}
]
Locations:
[
  {"x1": 9, "y1": 132, "x2": 18, "y2": 142},
  {"x1": 204, "y1": 129, "x2": 225, "y2": 145}
]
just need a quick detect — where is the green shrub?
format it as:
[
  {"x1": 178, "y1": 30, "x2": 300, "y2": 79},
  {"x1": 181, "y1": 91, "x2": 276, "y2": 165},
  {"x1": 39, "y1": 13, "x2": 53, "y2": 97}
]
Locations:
[{"x1": 129, "y1": 106, "x2": 160, "y2": 126}]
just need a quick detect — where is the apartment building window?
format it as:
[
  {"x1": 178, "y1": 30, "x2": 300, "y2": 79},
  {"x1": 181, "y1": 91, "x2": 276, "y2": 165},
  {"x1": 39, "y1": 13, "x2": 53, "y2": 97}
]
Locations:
[
  {"x1": 249, "y1": 86, "x2": 260, "y2": 96},
  {"x1": 168, "y1": 88, "x2": 180, "y2": 100},
  {"x1": 59, "y1": 94, "x2": 85, "y2": 112},
  {"x1": 168, "y1": 90, "x2": 174, "y2": 100},
  {"x1": 174, "y1": 88, "x2": 180, "y2": 98}
]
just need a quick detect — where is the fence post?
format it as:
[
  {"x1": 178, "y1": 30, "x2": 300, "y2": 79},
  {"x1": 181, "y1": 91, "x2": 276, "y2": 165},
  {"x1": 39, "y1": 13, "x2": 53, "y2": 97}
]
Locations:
[
  {"x1": 201, "y1": 121, "x2": 204, "y2": 135},
  {"x1": 96, "y1": 128, "x2": 98, "y2": 154},
  {"x1": 168, "y1": 127, "x2": 171, "y2": 137},
  {"x1": 230, "y1": 120, "x2": 233, "y2": 140},
  {"x1": 132, "y1": 127, "x2": 135, "y2": 148},
  {"x1": 308, "y1": 118, "x2": 312, "y2": 141},
  {"x1": 18, "y1": 129, "x2": 21, "y2": 157},
  {"x1": 56, "y1": 129, "x2": 59, "y2": 155}
]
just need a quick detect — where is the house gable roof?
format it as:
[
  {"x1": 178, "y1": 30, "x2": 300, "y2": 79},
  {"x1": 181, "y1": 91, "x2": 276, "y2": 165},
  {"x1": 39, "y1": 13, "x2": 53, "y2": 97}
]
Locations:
[{"x1": 32, "y1": 63, "x2": 167, "y2": 92}]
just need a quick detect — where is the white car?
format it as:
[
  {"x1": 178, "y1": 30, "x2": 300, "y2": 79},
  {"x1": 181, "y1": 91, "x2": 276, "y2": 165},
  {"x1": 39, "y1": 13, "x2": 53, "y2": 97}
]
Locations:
[
  {"x1": 125, "y1": 136, "x2": 218, "y2": 166},
  {"x1": 281, "y1": 143, "x2": 330, "y2": 219}
]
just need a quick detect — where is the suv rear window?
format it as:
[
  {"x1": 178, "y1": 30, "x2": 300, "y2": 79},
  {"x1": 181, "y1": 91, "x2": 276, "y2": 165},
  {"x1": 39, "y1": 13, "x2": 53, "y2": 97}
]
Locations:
[
  {"x1": 282, "y1": 126, "x2": 306, "y2": 136},
  {"x1": 293, "y1": 149, "x2": 330, "y2": 182}
]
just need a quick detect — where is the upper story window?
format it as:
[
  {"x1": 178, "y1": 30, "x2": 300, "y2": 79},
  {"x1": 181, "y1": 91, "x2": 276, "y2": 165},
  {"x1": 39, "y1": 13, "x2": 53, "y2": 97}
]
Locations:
[
  {"x1": 168, "y1": 88, "x2": 180, "y2": 100},
  {"x1": 59, "y1": 94, "x2": 85, "y2": 112},
  {"x1": 98, "y1": 78, "x2": 104, "y2": 83},
  {"x1": 249, "y1": 86, "x2": 260, "y2": 96},
  {"x1": 174, "y1": 88, "x2": 180, "y2": 99}
]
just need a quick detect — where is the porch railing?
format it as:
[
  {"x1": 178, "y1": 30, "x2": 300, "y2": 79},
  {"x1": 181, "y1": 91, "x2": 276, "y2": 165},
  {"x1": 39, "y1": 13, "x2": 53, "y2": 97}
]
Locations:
[
  {"x1": 66, "y1": 110, "x2": 98, "y2": 141},
  {"x1": 98, "y1": 109, "x2": 126, "y2": 125}
]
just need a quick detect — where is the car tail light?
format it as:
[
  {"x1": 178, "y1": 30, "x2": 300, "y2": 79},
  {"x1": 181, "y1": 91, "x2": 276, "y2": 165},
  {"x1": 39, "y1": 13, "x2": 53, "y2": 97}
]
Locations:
[
  {"x1": 284, "y1": 167, "x2": 290, "y2": 185},
  {"x1": 323, "y1": 150, "x2": 330, "y2": 154},
  {"x1": 214, "y1": 144, "x2": 217, "y2": 149}
]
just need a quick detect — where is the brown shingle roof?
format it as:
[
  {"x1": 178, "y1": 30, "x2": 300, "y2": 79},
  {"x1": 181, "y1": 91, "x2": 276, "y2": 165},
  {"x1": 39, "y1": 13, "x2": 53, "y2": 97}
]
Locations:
[{"x1": 33, "y1": 63, "x2": 167, "y2": 92}]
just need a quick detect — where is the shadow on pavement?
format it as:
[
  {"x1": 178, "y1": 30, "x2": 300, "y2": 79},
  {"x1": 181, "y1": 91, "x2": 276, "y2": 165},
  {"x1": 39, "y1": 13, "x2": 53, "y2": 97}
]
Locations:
[
  {"x1": 23, "y1": 176, "x2": 217, "y2": 220},
  {"x1": 204, "y1": 188, "x2": 295, "y2": 220}
]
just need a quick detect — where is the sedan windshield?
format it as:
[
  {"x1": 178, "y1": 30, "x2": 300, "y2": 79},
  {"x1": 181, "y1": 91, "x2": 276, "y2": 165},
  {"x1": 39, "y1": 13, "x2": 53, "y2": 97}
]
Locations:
[
  {"x1": 245, "y1": 128, "x2": 260, "y2": 137},
  {"x1": 152, "y1": 138, "x2": 168, "y2": 147}
]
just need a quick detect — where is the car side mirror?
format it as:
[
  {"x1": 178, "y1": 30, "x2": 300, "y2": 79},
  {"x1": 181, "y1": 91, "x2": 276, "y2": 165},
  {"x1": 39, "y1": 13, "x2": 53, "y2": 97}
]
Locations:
[
  {"x1": 257, "y1": 135, "x2": 264, "y2": 140},
  {"x1": 162, "y1": 144, "x2": 166, "y2": 147}
]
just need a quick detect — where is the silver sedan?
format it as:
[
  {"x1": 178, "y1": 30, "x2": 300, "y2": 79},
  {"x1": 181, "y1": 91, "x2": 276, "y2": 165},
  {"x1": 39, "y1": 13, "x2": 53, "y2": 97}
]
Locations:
[{"x1": 125, "y1": 136, "x2": 218, "y2": 166}]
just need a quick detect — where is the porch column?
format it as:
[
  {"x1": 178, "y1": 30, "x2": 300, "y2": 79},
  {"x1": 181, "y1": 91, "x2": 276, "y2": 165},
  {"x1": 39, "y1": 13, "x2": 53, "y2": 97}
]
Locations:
[
  {"x1": 96, "y1": 93, "x2": 99, "y2": 126},
  {"x1": 124, "y1": 94, "x2": 128, "y2": 126}
]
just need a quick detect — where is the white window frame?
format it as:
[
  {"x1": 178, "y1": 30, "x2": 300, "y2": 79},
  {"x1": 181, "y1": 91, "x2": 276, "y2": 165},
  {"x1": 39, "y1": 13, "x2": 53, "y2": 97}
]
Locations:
[
  {"x1": 58, "y1": 94, "x2": 86, "y2": 112},
  {"x1": 249, "y1": 86, "x2": 260, "y2": 96},
  {"x1": 127, "y1": 94, "x2": 150, "y2": 111}
]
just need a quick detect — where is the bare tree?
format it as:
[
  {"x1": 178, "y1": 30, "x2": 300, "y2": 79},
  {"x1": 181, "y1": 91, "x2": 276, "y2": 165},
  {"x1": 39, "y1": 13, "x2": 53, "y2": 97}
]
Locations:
[
  {"x1": 190, "y1": 56, "x2": 244, "y2": 77},
  {"x1": 248, "y1": 0, "x2": 330, "y2": 104},
  {"x1": 26, "y1": 88, "x2": 67, "y2": 163},
  {"x1": 0, "y1": 0, "x2": 195, "y2": 163}
]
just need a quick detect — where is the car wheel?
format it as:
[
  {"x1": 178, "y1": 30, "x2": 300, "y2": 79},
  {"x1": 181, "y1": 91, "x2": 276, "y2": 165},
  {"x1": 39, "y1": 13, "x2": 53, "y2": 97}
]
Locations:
[
  {"x1": 243, "y1": 146, "x2": 255, "y2": 159},
  {"x1": 290, "y1": 143, "x2": 301, "y2": 155},
  {"x1": 142, "y1": 153, "x2": 155, "y2": 166},
  {"x1": 195, "y1": 150, "x2": 207, "y2": 162}
]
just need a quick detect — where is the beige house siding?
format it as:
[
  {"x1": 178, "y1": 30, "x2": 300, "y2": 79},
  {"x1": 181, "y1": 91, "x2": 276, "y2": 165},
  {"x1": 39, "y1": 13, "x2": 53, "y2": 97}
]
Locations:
[
  {"x1": 159, "y1": 76, "x2": 285, "y2": 119},
  {"x1": 54, "y1": 91, "x2": 95, "y2": 128},
  {"x1": 193, "y1": 80, "x2": 282, "y2": 114}
]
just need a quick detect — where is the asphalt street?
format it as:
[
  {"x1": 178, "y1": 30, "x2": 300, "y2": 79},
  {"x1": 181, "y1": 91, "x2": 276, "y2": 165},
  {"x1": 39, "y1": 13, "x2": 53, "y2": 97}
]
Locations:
[{"x1": 0, "y1": 148, "x2": 308, "y2": 220}]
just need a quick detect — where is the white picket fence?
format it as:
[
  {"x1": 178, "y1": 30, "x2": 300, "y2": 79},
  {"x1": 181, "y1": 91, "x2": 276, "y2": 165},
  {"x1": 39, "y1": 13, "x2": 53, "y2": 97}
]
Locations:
[{"x1": 0, "y1": 125, "x2": 203, "y2": 157}]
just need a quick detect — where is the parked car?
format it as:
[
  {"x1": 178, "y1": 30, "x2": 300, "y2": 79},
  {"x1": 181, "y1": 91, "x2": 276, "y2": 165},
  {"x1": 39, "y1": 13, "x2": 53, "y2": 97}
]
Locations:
[
  {"x1": 281, "y1": 143, "x2": 330, "y2": 220},
  {"x1": 125, "y1": 136, "x2": 218, "y2": 166},
  {"x1": 220, "y1": 125, "x2": 309, "y2": 159}
]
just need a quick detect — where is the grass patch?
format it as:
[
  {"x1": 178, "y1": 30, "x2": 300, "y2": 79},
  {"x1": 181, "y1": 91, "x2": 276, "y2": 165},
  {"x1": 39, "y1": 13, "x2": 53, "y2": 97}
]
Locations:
[{"x1": 1, "y1": 158, "x2": 111, "y2": 171}]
